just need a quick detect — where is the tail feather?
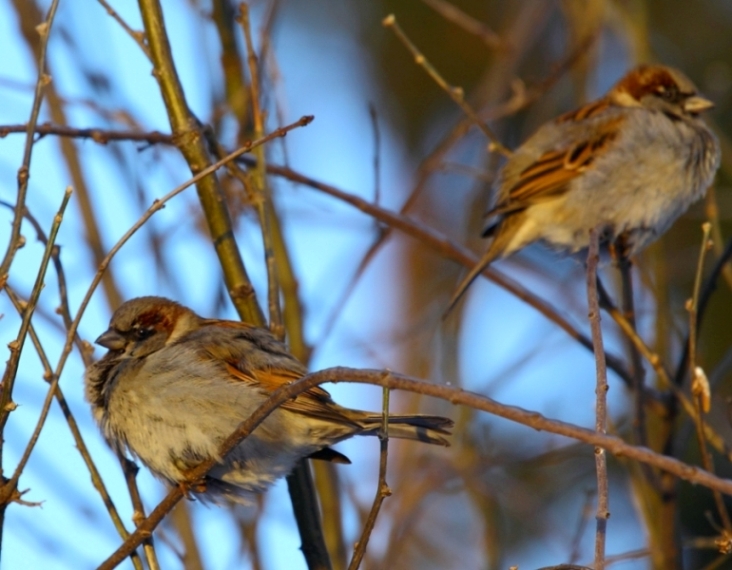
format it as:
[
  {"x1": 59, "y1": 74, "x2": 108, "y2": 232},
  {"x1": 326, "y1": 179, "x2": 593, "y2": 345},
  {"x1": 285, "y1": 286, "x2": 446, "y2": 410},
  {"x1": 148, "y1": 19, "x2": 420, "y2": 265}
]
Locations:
[
  {"x1": 445, "y1": 213, "x2": 526, "y2": 317},
  {"x1": 357, "y1": 414, "x2": 453, "y2": 447},
  {"x1": 444, "y1": 246, "x2": 501, "y2": 317}
]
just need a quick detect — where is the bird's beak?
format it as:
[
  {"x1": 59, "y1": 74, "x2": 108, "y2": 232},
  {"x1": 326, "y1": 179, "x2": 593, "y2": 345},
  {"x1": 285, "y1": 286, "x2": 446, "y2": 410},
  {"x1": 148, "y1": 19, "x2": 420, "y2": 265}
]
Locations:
[
  {"x1": 684, "y1": 95, "x2": 714, "y2": 114},
  {"x1": 95, "y1": 329, "x2": 126, "y2": 350}
]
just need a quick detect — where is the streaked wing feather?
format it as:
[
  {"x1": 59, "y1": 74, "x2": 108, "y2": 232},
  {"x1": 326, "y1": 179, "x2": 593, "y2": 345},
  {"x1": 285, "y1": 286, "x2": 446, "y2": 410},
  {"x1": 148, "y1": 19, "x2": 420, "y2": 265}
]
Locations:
[
  {"x1": 225, "y1": 363, "x2": 356, "y2": 425},
  {"x1": 503, "y1": 117, "x2": 622, "y2": 206}
]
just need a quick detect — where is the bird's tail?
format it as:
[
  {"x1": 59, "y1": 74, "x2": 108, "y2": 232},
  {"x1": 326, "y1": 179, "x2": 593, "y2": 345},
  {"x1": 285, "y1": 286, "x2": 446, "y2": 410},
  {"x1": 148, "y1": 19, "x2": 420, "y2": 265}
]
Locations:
[
  {"x1": 356, "y1": 413, "x2": 453, "y2": 446},
  {"x1": 444, "y1": 246, "x2": 502, "y2": 317}
]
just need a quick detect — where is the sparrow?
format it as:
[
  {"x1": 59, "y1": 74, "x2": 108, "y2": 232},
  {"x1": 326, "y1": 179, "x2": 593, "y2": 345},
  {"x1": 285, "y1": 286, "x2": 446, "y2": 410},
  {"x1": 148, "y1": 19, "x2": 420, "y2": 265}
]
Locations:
[
  {"x1": 447, "y1": 64, "x2": 720, "y2": 311},
  {"x1": 85, "y1": 296, "x2": 453, "y2": 503}
]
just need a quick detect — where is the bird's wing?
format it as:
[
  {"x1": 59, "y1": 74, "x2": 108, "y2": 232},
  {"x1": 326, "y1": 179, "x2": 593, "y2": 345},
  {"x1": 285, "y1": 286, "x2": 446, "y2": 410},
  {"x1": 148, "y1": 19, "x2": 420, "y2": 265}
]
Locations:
[
  {"x1": 490, "y1": 110, "x2": 624, "y2": 214},
  {"x1": 195, "y1": 319, "x2": 356, "y2": 424}
]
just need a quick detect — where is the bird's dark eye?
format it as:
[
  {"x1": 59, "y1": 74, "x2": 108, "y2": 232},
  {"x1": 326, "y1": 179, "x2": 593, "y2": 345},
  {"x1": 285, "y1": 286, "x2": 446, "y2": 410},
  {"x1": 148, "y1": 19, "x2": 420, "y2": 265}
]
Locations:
[
  {"x1": 656, "y1": 84, "x2": 679, "y2": 101},
  {"x1": 133, "y1": 327, "x2": 155, "y2": 341}
]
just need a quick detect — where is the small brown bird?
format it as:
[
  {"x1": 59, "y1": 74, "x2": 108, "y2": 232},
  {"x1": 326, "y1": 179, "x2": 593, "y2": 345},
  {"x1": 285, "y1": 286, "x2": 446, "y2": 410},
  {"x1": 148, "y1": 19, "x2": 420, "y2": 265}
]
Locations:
[
  {"x1": 85, "y1": 296, "x2": 453, "y2": 503},
  {"x1": 447, "y1": 64, "x2": 720, "y2": 311}
]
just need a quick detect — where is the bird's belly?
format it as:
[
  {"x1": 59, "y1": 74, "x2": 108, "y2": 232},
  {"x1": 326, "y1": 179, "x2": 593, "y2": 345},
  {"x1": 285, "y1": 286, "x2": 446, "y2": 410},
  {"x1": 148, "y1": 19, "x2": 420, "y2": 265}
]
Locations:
[{"x1": 515, "y1": 164, "x2": 699, "y2": 255}]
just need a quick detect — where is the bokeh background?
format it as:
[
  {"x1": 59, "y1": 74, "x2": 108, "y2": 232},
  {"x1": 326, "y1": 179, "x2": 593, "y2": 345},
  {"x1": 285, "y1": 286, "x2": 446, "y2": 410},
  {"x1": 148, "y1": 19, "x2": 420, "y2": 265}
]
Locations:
[{"x1": 2, "y1": 0, "x2": 732, "y2": 568}]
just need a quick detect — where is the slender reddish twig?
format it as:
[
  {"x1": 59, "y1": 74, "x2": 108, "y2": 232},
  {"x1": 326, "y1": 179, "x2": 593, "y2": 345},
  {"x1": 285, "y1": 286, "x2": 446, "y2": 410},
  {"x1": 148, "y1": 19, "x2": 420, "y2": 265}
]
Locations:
[{"x1": 97, "y1": 366, "x2": 732, "y2": 569}]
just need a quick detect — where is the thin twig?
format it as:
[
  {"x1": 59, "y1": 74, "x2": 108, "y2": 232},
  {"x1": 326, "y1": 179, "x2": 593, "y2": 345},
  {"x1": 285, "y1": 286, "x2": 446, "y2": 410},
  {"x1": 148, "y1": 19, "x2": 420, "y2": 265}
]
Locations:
[
  {"x1": 0, "y1": 200, "x2": 90, "y2": 362},
  {"x1": 617, "y1": 254, "x2": 648, "y2": 448},
  {"x1": 119, "y1": 455, "x2": 160, "y2": 570},
  {"x1": 95, "y1": 0, "x2": 151, "y2": 59},
  {"x1": 688, "y1": 223, "x2": 732, "y2": 532},
  {"x1": 4, "y1": 287, "x2": 144, "y2": 569},
  {"x1": 368, "y1": 104, "x2": 382, "y2": 206},
  {"x1": 0, "y1": 123, "x2": 174, "y2": 143},
  {"x1": 382, "y1": 14, "x2": 511, "y2": 157},
  {"x1": 0, "y1": 188, "x2": 72, "y2": 476},
  {"x1": 586, "y1": 228, "x2": 608, "y2": 570},
  {"x1": 0, "y1": 204, "x2": 144, "y2": 569},
  {"x1": 421, "y1": 0, "x2": 503, "y2": 49},
  {"x1": 674, "y1": 234, "x2": 732, "y2": 387},
  {"x1": 239, "y1": 7, "x2": 330, "y2": 568},
  {"x1": 0, "y1": 0, "x2": 60, "y2": 278},
  {"x1": 602, "y1": 548, "x2": 650, "y2": 565},
  {"x1": 348, "y1": 386, "x2": 391, "y2": 570},
  {"x1": 568, "y1": 490, "x2": 596, "y2": 564},
  {"x1": 238, "y1": 2, "x2": 283, "y2": 337},
  {"x1": 0, "y1": 185, "x2": 69, "y2": 556}
]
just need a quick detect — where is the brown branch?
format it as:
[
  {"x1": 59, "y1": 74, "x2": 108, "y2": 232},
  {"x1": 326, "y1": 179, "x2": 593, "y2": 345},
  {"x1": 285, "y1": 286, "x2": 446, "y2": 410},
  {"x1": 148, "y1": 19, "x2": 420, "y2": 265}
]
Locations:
[
  {"x1": 238, "y1": 2, "x2": 282, "y2": 336},
  {"x1": 347, "y1": 387, "x2": 391, "y2": 570},
  {"x1": 0, "y1": 0, "x2": 60, "y2": 278},
  {"x1": 97, "y1": 367, "x2": 732, "y2": 569},
  {"x1": 0, "y1": 188, "x2": 72, "y2": 490},
  {"x1": 688, "y1": 223, "x2": 732, "y2": 533},
  {"x1": 138, "y1": 0, "x2": 263, "y2": 323},
  {"x1": 95, "y1": 0, "x2": 150, "y2": 58},
  {"x1": 586, "y1": 229, "x2": 608, "y2": 570},
  {"x1": 118, "y1": 456, "x2": 159, "y2": 570},
  {"x1": 0, "y1": 123, "x2": 174, "y2": 144},
  {"x1": 11, "y1": 0, "x2": 127, "y2": 312},
  {"x1": 421, "y1": 0, "x2": 503, "y2": 49},
  {"x1": 617, "y1": 254, "x2": 648, "y2": 449},
  {"x1": 212, "y1": 0, "x2": 249, "y2": 128}
]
